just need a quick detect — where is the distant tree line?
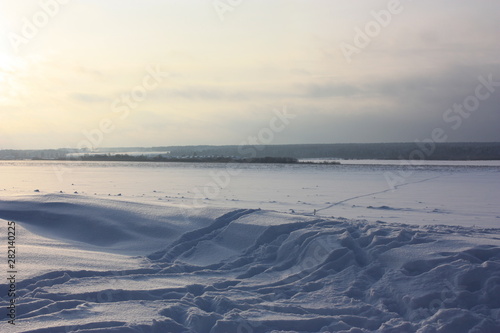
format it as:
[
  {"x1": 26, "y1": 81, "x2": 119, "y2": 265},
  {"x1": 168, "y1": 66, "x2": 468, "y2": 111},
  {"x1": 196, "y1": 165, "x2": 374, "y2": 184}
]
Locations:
[
  {"x1": 151, "y1": 142, "x2": 500, "y2": 160},
  {"x1": 64, "y1": 154, "x2": 301, "y2": 164},
  {"x1": 1, "y1": 142, "x2": 500, "y2": 161}
]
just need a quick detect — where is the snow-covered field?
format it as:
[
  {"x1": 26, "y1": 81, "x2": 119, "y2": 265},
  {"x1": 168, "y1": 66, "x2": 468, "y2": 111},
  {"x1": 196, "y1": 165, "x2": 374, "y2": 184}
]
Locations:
[{"x1": 0, "y1": 161, "x2": 499, "y2": 332}]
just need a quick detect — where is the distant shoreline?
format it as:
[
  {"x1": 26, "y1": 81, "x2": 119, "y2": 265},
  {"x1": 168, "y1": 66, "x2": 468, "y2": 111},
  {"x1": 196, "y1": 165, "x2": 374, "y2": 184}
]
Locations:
[
  {"x1": 47, "y1": 155, "x2": 342, "y2": 165},
  {"x1": 2, "y1": 142, "x2": 500, "y2": 161}
]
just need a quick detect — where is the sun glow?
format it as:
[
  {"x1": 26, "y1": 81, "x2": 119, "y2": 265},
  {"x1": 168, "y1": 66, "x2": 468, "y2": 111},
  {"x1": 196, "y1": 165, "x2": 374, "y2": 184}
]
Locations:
[
  {"x1": 0, "y1": 51, "x2": 17, "y2": 70},
  {"x1": 0, "y1": 53, "x2": 30, "y2": 104},
  {"x1": 0, "y1": 54, "x2": 15, "y2": 102}
]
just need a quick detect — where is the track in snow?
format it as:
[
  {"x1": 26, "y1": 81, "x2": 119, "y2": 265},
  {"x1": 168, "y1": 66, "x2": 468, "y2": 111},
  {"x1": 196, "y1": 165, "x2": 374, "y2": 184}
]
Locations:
[{"x1": 1, "y1": 196, "x2": 499, "y2": 332}]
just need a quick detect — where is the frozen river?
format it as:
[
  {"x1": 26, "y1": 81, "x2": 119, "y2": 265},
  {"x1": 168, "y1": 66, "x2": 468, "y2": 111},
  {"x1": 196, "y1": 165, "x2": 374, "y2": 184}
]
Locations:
[
  {"x1": 1, "y1": 160, "x2": 499, "y2": 228},
  {"x1": 1, "y1": 160, "x2": 500, "y2": 332}
]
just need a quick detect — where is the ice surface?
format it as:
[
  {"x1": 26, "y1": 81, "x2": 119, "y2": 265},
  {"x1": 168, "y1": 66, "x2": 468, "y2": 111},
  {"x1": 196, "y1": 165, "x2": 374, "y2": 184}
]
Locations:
[
  {"x1": 0, "y1": 194, "x2": 229, "y2": 256},
  {"x1": 1, "y1": 161, "x2": 499, "y2": 228},
  {"x1": 0, "y1": 161, "x2": 499, "y2": 332}
]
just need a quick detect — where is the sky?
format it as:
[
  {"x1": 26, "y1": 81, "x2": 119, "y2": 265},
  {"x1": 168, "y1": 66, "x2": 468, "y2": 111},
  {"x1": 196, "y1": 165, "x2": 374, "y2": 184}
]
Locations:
[{"x1": 0, "y1": 0, "x2": 499, "y2": 149}]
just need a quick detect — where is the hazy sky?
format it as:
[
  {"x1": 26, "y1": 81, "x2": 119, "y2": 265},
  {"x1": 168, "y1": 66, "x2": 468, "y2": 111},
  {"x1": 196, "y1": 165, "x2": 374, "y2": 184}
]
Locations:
[{"x1": 1, "y1": 0, "x2": 499, "y2": 149}]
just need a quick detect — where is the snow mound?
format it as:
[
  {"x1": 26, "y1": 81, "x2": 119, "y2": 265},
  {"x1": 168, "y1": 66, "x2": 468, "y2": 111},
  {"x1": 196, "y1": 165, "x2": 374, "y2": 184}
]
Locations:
[
  {"x1": 1, "y1": 195, "x2": 500, "y2": 332},
  {"x1": 0, "y1": 194, "x2": 229, "y2": 255}
]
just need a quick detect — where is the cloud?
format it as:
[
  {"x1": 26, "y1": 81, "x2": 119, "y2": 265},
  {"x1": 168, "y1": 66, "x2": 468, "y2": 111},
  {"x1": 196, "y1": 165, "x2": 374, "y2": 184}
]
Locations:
[
  {"x1": 299, "y1": 83, "x2": 362, "y2": 98},
  {"x1": 71, "y1": 93, "x2": 109, "y2": 104},
  {"x1": 2, "y1": 1, "x2": 500, "y2": 148},
  {"x1": 148, "y1": 86, "x2": 295, "y2": 102}
]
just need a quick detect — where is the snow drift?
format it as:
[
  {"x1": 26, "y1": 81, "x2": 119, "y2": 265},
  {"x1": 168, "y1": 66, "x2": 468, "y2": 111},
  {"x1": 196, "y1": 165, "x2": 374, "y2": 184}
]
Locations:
[{"x1": 1, "y1": 195, "x2": 499, "y2": 332}]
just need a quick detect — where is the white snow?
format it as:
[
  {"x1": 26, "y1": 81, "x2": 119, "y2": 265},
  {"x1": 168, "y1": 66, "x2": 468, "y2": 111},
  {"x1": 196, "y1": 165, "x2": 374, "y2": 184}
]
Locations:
[{"x1": 0, "y1": 161, "x2": 499, "y2": 332}]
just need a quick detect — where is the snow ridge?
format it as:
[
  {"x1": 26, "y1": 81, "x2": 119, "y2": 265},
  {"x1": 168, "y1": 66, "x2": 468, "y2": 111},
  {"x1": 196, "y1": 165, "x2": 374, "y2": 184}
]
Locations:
[{"x1": 0, "y1": 196, "x2": 499, "y2": 332}]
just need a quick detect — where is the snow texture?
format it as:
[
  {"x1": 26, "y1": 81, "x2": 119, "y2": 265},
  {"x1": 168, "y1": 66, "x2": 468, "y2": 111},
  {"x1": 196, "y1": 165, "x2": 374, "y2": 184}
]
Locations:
[
  {"x1": 1, "y1": 194, "x2": 499, "y2": 333},
  {"x1": 0, "y1": 161, "x2": 499, "y2": 332}
]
